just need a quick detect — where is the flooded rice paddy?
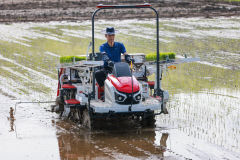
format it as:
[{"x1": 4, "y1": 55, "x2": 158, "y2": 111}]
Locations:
[{"x1": 0, "y1": 17, "x2": 239, "y2": 159}]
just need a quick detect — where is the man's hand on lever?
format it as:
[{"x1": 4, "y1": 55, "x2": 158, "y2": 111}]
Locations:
[
  {"x1": 125, "y1": 54, "x2": 135, "y2": 64},
  {"x1": 101, "y1": 52, "x2": 109, "y2": 61},
  {"x1": 101, "y1": 52, "x2": 113, "y2": 74}
]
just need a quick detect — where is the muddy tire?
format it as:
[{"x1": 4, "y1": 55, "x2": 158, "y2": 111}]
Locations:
[
  {"x1": 161, "y1": 103, "x2": 168, "y2": 114},
  {"x1": 73, "y1": 109, "x2": 81, "y2": 122},
  {"x1": 56, "y1": 96, "x2": 64, "y2": 112},
  {"x1": 142, "y1": 115, "x2": 156, "y2": 127},
  {"x1": 71, "y1": 109, "x2": 82, "y2": 123},
  {"x1": 82, "y1": 109, "x2": 92, "y2": 129}
]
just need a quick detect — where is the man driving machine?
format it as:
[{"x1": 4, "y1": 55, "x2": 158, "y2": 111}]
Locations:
[{"x1": 95, "y1": 27, "x2": 134, "y2": 87}]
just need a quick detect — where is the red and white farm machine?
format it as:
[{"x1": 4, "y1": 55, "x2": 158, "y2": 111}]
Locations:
[{"x1": 54, "y1": 4, "x2": 199, "y2": 129}]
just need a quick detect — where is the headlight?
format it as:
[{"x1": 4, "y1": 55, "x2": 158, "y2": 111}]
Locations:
[
  {"x1": 135, "y1": 94, "x2": 141, "y2": 100},
  {"x1": 118, "y1": 95, "x2": 123, "y2": 101},
  {"x1": 134, "y1": 93, "x2": 141, "y2": 101},
  {"x1": 115, "y1": 91, "x2": 127, "y2": 102}
]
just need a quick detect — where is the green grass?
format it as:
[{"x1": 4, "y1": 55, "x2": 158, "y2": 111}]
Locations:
[
  {"x1": 32, "y1": 27, "x2": 64, "y2": 36},
  {"x1": 161, "y1": 63, "x2": 240, "y2": 93},
  {"x1": 1, "y1": 20, "x2": 240, "y2": 97},
  {"x1": 0, "y1": 60, "x2": 51, "y2": 95},
  {"x1": 0, "y1": 40, "x2": 57, "y2": 79},
  {"x1": 60, "y1": 52, "x2": 176, "y2": 63},
  {"x1": 148, "y1": 62, "x2": 240, "y2": 95},
  {"x1": 60, "y1": 56, "x2": 86, "y2": 63},
  {"x1": 145, "y1": 52, "x2": 176, "y2": 61},
  {"x1": 116, "y1": 33, "x2": 154, "y2": 53}
]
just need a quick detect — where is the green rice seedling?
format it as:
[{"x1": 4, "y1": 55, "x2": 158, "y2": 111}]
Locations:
[
  {"x1": 146, "y1": 52, "x2": 176, "y2": 61},
  {"x1": 60, "y1": 56, "x2": 86, "y2": 63}
]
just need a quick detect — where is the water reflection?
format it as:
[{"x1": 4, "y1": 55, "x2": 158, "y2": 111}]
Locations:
[
  {"x1": 157, "y1": 88, "x2": 240, "y2": 154},
  {"x1": 56, "y1": 122, "x2": 168, "y2": 160}
]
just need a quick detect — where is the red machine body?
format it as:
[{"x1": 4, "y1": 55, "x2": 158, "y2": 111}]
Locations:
[{"x1": 107, "y1": 75, "x2": 140, "y2": 93}]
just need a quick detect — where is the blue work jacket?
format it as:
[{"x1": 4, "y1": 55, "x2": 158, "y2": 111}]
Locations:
[{"x1": 99, "y1": 42, "x2": 126, "y2": 66}]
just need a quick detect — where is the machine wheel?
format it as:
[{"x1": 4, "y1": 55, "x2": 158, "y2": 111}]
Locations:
[
  {"x1": 82, "y1": 109, "x2": 92, "y2": 129},
  {"x1": 73, "y1": 109, "x2": 81, "y2": 122},
  {"x1": 69, "y1": 108, "x2": 81, "y2": 122},
  {"x1": 56, "y1": 96, "x2": 64, "y2": 112},
  {"x1": 51, "y1": 96, "x2": 64, "y2": 113},
  {"x1": 161, "y1": 103, "x2": 168, "y2": 114},
  {"x1": 142, "y1": 115, "x2": 156, "y2": 127}
]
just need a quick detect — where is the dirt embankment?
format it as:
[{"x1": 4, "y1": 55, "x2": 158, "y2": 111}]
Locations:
[{"x1": 0, "y1": 0, "x2": 239, "y2": 22}]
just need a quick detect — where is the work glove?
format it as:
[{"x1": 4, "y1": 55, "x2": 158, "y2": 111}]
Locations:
[
  {"x1": 101, "y1": 52, "x2": 111, "y2": 68},
  {"x1": 108, "y1": 61, "x2": 114, "y2": 68},
  {"x1": 104, "y1": 61, "x2": 114, "y2": 74},
  {"x1": 101, "y1": 52, "x2": 109, "y2": 61},
  {"x1": 125, "y1": 55, "x2": 135, "y2": 64},
  {"x1": 104, "y1": 65, "x2": 113, "y2": 74}
]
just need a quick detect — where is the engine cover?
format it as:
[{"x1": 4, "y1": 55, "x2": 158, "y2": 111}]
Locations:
[{"x1": 107, "y1": 75, "x2": 140, "y2": 93}]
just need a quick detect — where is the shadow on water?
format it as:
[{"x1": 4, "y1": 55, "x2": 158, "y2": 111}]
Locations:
[{"x1": 55, "y1": 120, "x2": 169, "y2": 160}]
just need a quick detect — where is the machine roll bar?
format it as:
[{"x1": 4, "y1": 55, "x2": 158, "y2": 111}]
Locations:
[
  {"x1": 91, "y1": 3, "x2": 162, "y2": 97},
  {"x1": 96, "y1": 4, "x2": 152, "y2": 8}
]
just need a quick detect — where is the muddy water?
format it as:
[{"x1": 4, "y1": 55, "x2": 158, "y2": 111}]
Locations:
[
  {"x1": 55, "y1": 121, "x2": 169, "y2": 159},
  {"x1": 0, "y1": 17, "x2": 240, "y2": 159}
]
